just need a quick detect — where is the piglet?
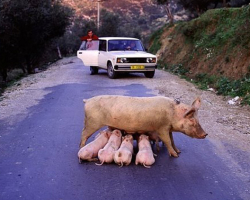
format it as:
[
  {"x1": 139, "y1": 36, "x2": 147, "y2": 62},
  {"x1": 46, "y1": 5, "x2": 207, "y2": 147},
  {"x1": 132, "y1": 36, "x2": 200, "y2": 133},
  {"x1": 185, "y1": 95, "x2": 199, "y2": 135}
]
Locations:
[
  {"x1": 114, "y1": 134, "x2": 134, "y2": 167},
  {"x1": 96, "y1": 129, "x2": 122, "y2": 165},
  {"x1": 135, "y1": 134, "x2": 155, "y2": 168},
  {"x1": 78, "y1": 129, "x2": 111, "y2": 163},
  {"x1": 146, "y1": 131, "x2": 161, "y2": 152}
]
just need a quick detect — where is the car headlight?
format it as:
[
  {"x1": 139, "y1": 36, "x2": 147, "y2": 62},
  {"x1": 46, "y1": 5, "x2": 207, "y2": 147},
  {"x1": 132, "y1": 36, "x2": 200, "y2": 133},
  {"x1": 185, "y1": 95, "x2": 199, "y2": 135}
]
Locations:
[
  {"x1": 117, "y1": 58, "x2": 127, "y2": 63},
  {"x1": 146, "y1": 57, "x2": 156, "y2": 63}
]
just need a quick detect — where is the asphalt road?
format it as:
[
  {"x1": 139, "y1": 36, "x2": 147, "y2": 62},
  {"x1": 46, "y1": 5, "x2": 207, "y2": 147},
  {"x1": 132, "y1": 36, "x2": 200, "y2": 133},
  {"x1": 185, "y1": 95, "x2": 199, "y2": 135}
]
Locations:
[{"x1": 0, "y1": 59, "x2": 249, "y2": 200}]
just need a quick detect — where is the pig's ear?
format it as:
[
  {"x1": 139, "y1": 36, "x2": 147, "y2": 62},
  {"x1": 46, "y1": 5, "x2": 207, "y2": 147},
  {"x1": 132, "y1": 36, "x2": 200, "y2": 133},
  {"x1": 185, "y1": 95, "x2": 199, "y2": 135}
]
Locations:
[
  {"x1": 191, "y1": 97, "x2": 201, "y2": 110},
  {"x1": 184, "y1": 107, "x2": 196, "y2": 119}
]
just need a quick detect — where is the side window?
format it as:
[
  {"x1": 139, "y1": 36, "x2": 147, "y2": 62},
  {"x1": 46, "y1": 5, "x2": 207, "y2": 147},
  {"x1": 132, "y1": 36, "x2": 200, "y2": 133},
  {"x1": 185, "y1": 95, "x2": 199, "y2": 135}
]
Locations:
[
  {"x1": 99, "y1": 40, "x2": 107, "y2": 51},
  {"x1": 79, "y1": 41, "x2": 99, "y2": 50}
]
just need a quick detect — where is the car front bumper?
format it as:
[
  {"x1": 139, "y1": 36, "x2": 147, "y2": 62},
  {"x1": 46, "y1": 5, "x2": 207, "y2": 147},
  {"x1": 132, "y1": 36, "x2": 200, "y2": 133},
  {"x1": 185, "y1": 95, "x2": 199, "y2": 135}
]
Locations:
[{"x1": 113, "y1": 64, "x2": 157, "y2": 72}]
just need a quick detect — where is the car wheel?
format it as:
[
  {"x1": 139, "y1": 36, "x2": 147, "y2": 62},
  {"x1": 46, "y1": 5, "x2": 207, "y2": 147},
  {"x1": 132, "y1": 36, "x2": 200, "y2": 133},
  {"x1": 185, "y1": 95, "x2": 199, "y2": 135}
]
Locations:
[
  {"x1": 107, "y1": 62, "x2": 117, "y2": 79},
  {"x1": 144, "y1": 71, "x2": 155, "y2": 78},
  {"x1": 90, "y1": 66, "x2": 98, "y2": 75}
]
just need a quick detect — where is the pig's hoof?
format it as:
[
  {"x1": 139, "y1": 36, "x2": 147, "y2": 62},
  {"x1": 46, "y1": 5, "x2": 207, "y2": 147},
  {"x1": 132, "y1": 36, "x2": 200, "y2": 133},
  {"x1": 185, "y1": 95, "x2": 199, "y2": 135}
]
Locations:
[
  {"x1": 78, "y1": 158, "x2": 83, "y2": 164},
  {"x1": 174, "y1": 148, "x2": 181, "y2": 154},
  {"x1": 143, "y1": 163, "x2": 151, "y2": 168},
  {"x1": 169, "y1": 151, "x2": 179, "y2": 158}
]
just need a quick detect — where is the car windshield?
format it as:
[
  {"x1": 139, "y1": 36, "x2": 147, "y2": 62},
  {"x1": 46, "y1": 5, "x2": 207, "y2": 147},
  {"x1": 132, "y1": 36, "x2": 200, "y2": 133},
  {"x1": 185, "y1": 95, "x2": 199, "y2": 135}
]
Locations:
[
  {"x1": 79, "y1": 40, "x2": 99, "y2": 50},
  {"x1": 108, "y1": 40, "x2": 144, "y2": 51}
]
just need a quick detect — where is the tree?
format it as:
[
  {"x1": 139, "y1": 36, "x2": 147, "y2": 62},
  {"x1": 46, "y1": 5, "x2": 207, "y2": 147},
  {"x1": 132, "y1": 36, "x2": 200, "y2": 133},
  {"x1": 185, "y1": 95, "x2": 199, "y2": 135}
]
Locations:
[
  {"x1": 179, "y1": 0, "x2": 231, "y2": 15},
  {"x1": 98, "y1": 9, "x2": 120, "y2": 37},
  {"x1": 152, "y1": 0, "x2": 174, "y2": 25},
  {"x1": 0, "y1": 0, "x2": 73, "y2": 80},
  {"x1": 58, "y1": 17, "x2": 97, "y2": 56}
]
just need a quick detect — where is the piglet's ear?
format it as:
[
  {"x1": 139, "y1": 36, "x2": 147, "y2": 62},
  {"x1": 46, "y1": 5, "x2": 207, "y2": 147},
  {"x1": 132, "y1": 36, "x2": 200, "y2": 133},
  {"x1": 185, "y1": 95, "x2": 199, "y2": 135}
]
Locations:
[
  {"x1": 184, "y1": 107, "x2": 196, "y2": 119},
  {"x1": 191, "y1": 97, "x2": 201, "y2": 110}
]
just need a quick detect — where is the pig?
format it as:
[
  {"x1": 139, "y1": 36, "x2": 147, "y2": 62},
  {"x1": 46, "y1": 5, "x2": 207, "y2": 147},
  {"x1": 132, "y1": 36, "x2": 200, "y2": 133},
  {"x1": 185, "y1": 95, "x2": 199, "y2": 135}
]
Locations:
[
  {"x1": 114, "y1": 134, "x2": 134, "y2": 167},
  {"x1": 146, "y1": 131, "x2": 180, "y2": 154},
  {"x1": 78, "y1": 129, "x2": 111, "y2": 163},
  {"x1": 79, "y1": 95, "x2": 207, "y2": 158},
  {"x1": 135, "y1": 134, "x2": 155, "y2": 168},
  {"x1": 96, "y1": 129, "x2": 122, "y2": 165},
  {"x1": 146, "y1": 131, "x2": 161, "y2": 152}
]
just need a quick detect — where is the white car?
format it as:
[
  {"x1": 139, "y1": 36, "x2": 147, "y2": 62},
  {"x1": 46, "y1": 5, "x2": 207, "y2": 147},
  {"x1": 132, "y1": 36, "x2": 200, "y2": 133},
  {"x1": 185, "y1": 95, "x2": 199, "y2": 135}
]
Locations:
[{"x1": 77, "y1": 37, "x2": 157, "y2": 79}]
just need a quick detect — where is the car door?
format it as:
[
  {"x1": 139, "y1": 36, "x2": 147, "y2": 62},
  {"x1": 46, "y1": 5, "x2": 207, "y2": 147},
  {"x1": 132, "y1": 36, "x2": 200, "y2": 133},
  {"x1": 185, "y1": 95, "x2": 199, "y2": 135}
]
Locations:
[
  {"x1": 98, "y1": 40, "x2": 108, "y2": 69},
  {"x1": 77, "y1": 40, "x2": 99, "y2": 66}
]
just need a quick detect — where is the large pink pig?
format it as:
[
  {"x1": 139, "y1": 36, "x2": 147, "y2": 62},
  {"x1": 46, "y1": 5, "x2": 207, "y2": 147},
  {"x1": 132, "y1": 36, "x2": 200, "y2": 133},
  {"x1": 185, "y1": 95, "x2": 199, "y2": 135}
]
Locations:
[
  {"x1": 80, "y1": 95, "x2": 207, "y2": 158},
  {"x1": 114, "y1": 134, "x2": 134, "y2": 167},
  {"x1": 135, "y1": 134, "x2": 155, "y2": 168},
  {"x1": 96, "y1": 129, "x2": 122, "y2": 165},
  {"x1": 77, "y1": 129, "x2": 111, "y2": 163}
]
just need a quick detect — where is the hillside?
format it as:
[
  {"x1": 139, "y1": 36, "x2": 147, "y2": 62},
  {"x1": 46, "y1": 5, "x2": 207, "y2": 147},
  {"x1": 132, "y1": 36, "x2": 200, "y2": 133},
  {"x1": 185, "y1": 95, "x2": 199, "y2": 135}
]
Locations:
[
  {"x1": 62, "y1": 0, "x2": 190, "y2": 36},
  {"x1": 150, "y1": 5, "x2": 250, "y2": 104},
  {"x1": 151, "y1": 6, "x2": 250, "y2": 80}
]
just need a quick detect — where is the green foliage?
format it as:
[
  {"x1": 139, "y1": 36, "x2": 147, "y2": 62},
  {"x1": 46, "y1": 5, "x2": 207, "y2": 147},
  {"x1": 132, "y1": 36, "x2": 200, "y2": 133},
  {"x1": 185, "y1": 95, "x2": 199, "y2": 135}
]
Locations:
[
  {"x1": 58, "y1": 17, "x2": 96, "y2": 56},
  {"x1": 193, "y1": 73, "x2": 217, "y2": 90},
  {"x1": 148, "y1": 26, "x2": 165, "y2": 54},
  {"x1": 194, "y1": 74, "x2": 250, "y2": 105},
  {"x1": 159, "y1": 62, "x2": 250, "y2": 105},
  {"x1": 98, "y1": 9, "x2": 120, "y2": 37},
  {"x1": 178, "y1": 6, "x2": 250, "y2": 52},
  {"x1": 0, "y1": 0, "x2": 73, "y2": 80},
  {"x1": 159, "y1": 62, "x2": 189, "y2": 77}
]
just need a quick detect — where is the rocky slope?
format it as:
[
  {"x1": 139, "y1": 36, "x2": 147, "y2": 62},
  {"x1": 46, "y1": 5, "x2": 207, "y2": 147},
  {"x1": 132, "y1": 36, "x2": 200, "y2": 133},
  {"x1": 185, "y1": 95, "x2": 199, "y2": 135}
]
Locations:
[{"x1": 62, "y1": 0, "x2": 190, "y2": 35}]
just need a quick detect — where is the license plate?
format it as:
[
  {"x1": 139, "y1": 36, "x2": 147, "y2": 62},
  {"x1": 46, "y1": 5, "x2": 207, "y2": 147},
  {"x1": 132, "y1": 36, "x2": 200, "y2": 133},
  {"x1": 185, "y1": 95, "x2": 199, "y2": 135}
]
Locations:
[{"x1": 131, "y1": 65, "x2": 145, "y2": 69}]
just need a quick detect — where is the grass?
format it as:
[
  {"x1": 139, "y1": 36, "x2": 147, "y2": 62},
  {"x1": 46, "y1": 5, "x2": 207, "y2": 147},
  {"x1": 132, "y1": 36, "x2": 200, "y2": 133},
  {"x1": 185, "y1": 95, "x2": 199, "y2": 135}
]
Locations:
[
  {"x1": 149, "y1": 5, "x2": 250, "y2": 106},
  {"x1": 0, "y1": 69, "x2": 27, "y2": 97},
  {"x1": 148, "y1": 25, "x2": 166, "y2": 54},
  {"x1": 158, "y1": 62, "x2": 250, "y2": 106},
  {"x1": 179, "y1": 6, "x2": 250, "y2": 53}
]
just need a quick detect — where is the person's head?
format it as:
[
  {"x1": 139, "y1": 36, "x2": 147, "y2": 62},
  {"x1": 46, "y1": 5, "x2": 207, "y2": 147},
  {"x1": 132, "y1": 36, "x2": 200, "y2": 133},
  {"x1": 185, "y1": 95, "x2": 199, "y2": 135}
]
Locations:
[
  {"x1": 87, "y1": 30, "x2": 93, "y2": 37},
  {"x1": 130, "y1": 41, "x2": 136, "y2": 48}
]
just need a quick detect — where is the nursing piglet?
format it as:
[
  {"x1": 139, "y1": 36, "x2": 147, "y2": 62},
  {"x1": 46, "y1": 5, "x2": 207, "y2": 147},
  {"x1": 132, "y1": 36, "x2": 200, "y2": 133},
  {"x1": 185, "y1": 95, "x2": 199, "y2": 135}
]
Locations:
[
  {"x1": 78, "y1": 129, "x2": 111, "y2": 163},
  {"x1": 146, "y1": 131, "x2": 161, "y2": 152},
  {"x1": 114, "y1": 134, "x2": 134, "y2": 167},
  {"x1": 135, "y1": 134, "x2": 155, "y2": 168},
  {"x1": 96, "y1": 129, "x2": 122, "y2": 165}
]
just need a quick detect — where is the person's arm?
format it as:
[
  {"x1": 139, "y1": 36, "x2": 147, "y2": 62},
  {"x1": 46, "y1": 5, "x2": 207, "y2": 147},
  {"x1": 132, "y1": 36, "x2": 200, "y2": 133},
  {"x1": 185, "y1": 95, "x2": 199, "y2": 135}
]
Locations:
[
  {"x1": 80, "y1": 36, "x2": 88, "y2": 41},
  {"x1": 92, "y1": 35, "x2": 99, "y2": 40}
]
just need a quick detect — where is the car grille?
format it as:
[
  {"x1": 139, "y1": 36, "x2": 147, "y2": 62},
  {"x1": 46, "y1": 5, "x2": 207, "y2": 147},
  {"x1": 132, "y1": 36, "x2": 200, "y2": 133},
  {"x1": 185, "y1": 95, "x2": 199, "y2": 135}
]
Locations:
[{"x1": 126, "y1": 58, "x2": 147, "y2": 63}]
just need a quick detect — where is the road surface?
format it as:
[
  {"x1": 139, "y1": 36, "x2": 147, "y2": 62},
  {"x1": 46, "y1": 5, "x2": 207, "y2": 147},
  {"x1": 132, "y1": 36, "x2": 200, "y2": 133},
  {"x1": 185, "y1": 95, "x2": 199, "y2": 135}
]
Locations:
[{"x1": 0, "y1": 57, "x2": 249, "y2": 200}]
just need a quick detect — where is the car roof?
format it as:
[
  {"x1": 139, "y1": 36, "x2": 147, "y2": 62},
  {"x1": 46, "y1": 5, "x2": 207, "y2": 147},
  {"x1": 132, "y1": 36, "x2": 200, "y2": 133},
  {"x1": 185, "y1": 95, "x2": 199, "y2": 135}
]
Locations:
[{"x1": 99, "y1": 37, "x2": 139, "y2": 41}]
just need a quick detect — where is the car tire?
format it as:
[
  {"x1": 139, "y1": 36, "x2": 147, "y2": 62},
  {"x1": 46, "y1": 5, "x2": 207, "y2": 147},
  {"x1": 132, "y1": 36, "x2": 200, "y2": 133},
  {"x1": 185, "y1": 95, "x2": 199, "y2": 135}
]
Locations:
[
  {"x1": 90, "y1": 66, "x2": 98, "y2": 75},
  {"x1": 107, "y1": 62, "x2": 117, "y2": 79},
  {"x1": 144, "y1": 71, "x2": 155, "y2": 78}
]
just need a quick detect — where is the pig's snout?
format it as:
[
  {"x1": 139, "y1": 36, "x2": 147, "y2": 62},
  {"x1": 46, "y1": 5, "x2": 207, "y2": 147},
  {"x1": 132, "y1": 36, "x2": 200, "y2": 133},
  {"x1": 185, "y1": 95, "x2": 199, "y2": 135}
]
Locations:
[{"x1": 200, "y1": 133, "x2": 208, "y2": 139}]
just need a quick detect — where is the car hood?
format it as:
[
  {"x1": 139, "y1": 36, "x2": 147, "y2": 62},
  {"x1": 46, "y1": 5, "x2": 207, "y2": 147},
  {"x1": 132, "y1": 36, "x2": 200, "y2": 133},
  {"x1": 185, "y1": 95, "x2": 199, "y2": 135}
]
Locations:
[{"x1": 110, "y1": 51, "x2": 156, "y2": 57}]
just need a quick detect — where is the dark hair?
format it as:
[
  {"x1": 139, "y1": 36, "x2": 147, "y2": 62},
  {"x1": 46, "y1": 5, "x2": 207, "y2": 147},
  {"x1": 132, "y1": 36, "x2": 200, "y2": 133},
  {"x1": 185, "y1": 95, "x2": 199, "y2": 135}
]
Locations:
[{"x1": 87, "y1": 30, "x2": 93, "y2": 34}]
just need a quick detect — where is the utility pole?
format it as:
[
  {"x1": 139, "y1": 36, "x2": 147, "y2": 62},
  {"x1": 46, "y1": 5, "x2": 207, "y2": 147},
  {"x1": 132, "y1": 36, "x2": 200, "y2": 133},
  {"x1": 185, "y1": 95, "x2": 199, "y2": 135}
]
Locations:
[
  {"x1": 97, "y1": 0, "x2": 101, "y2": 30},
  {"x1": 90, "y1": 0, "x2": 102, "y2": 31}
]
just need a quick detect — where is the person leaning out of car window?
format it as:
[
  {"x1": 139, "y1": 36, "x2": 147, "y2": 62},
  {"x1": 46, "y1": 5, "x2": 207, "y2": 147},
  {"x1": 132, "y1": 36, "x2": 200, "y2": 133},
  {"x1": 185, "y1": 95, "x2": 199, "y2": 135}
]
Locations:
[
  {"x1": 80, "y1": 30, "x2": 99, "y2": 42},
  {"x1": 80, "y1": 30, "x2": 99, "y2": 50}
]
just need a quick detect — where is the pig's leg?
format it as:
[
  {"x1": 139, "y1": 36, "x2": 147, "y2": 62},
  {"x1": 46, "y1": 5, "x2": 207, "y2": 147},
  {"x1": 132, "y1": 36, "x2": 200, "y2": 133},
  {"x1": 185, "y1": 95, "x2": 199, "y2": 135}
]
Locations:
[
  {"x1": 170, "y1": 132, "x2": 181, "y2": 154},
  {"x1": 158, "y1": 129, "x2": 178, "y2": 158},
  {"x1": 79, "y1": 121, "x2": 103, "y2": 148}
]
